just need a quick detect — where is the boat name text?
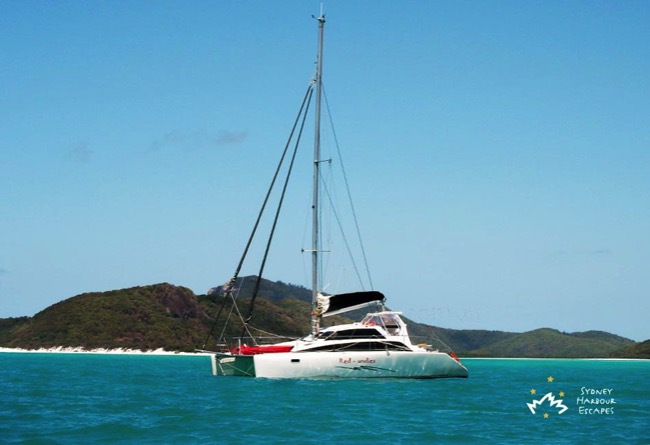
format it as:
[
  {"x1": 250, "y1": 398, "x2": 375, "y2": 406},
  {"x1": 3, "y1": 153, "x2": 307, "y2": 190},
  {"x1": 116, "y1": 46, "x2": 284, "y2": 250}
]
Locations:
[{"x1": 338, "y1": 357, "x2": 376, "y2": 364}]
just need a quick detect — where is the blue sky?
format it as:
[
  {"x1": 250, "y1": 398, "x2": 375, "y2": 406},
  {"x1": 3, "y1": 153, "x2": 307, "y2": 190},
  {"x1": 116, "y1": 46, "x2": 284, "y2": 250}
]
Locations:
[{"x1": 2, "y1": 1, "x2": 648, "y2": 341}]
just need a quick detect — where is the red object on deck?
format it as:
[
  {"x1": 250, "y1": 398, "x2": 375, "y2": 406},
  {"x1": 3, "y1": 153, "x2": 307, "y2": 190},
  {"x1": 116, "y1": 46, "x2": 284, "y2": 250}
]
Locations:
[{"x1": 232, "y1": 344, "x2": 294, "y2": 355}]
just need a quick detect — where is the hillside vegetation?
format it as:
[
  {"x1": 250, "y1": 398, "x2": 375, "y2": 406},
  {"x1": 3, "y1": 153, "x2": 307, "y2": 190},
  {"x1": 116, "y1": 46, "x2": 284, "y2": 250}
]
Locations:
[
  {"x1": 0, "y1": 277, "x2": 646, "y2": 358},
  {"x1": 1, "y1": 284, "x2": 208, "y2": 351}
]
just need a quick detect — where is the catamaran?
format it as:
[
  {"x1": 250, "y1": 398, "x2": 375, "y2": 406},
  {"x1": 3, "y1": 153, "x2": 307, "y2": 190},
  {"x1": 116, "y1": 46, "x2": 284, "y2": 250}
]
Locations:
[{"x1": 203, "y1": 13, "x2": 468, "y2": 379}]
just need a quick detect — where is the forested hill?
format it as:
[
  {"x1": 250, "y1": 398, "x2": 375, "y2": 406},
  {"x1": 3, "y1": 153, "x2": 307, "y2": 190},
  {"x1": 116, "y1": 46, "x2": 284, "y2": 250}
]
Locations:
[{"x1": 0, "y1": 277, "x2": 646, "y2": 358}]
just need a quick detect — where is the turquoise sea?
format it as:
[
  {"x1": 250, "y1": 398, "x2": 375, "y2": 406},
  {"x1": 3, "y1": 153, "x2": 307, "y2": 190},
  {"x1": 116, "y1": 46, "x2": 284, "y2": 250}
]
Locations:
[{"x1": 1, "y1": 354, "x2": 648, "y2": 444}]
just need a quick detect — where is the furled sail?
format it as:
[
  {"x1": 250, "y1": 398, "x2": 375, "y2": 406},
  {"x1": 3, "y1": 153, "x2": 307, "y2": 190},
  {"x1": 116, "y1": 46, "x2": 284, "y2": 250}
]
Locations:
[{"x1": 316, "y1": 291, "x2": 385, "y2": 317}]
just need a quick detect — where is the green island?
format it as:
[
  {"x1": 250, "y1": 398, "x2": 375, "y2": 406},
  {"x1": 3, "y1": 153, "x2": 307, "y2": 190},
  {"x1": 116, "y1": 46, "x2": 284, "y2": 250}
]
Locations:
[{"x1": 1, "y1": 277, "x2": 647, "y2": 359}]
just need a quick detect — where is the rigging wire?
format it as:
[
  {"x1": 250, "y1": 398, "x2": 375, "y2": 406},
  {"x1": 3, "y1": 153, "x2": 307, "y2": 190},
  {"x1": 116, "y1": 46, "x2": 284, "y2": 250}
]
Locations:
[
  {"x1": 201, "y1": 81, "x2": 375, "y2": 350},
  {"x1": 322, "y1": 84, "x2": 375, "y2": 290},
  {"x1": 216, "y1": 280, "x2": 251, "y2": 347},
  {"x1": 319, "y1": 171, "x2": 365, "y2": 290},
  {"x1": 200, "y1": 84, "x2": 314, "y2": 351},
  {"x1": 240, "y1": 86, "x2": 315, "y2": 340}
]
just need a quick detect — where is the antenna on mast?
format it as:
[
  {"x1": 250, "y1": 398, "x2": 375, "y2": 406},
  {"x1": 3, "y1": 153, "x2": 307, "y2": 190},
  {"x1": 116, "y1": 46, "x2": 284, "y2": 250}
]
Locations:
[{"x1": 312, "y1": 3, "x2": 325, "y2": 20}]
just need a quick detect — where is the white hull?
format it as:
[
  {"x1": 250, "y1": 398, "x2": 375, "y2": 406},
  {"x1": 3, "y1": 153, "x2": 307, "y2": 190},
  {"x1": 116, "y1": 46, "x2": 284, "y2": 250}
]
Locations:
[{"x1": 213, "y1": 350, "x2": 468, "y2": 379}]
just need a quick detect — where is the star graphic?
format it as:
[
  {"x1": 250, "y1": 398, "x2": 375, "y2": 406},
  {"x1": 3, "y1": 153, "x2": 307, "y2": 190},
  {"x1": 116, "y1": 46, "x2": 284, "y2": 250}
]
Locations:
[
  {"x1": 543, "y1": 413, "x2": 549, "y2": 418},
  {"x1": 547, "y1": 376, "x2": 554, "y2": 383},
  {"x1": 530, "y1": 388, "x2": 536, "y2": 395},
  {"x1": 559, "y1": 391, "x2": 565, "y2": 397}
]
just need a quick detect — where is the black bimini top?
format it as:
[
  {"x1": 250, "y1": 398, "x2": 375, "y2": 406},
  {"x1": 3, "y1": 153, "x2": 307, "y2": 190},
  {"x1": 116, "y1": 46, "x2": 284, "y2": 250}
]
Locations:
[{"x1": 319, "y1": 291, "x2": 385, "y2": 317}]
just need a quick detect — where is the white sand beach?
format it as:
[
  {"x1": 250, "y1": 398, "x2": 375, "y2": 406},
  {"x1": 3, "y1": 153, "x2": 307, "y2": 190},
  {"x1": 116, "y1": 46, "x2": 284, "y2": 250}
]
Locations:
[{"x1": 0, "y1": 346, "x2": 213, "y2": 356}]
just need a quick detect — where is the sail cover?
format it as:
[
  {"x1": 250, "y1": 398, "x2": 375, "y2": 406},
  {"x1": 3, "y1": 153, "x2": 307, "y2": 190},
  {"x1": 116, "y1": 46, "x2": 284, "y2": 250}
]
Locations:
[{"x1": 317, "y1": 291, "x2": 385, "y2": 317}]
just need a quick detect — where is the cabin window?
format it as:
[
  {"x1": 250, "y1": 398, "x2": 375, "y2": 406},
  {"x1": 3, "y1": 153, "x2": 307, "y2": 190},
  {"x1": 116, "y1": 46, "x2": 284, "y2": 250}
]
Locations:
[
  {"x1": 323, "y1": 328, "x2": 384, "y2": 341},
  {"x1": 301, "y1": 341, "x2": 410, "y2": 352}
]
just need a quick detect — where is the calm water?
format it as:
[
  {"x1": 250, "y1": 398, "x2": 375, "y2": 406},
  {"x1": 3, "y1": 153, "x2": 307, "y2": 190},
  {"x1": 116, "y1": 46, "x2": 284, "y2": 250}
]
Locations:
[{"x1": 1, "y1": 354, "x2": 648, "y2": 444}]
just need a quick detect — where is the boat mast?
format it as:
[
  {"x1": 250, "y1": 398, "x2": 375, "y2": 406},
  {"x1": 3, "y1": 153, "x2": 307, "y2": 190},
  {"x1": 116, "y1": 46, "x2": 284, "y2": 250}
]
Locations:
[{"x1": 311, "y1": 12, "x2": 325, "y2": 336}]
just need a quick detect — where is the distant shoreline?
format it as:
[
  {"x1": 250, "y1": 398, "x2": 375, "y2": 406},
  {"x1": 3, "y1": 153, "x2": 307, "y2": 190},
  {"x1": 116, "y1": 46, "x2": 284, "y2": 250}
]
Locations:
[
  {"x1": 1, "y1": 347, "x2": 646, "y2": 361},
  {"x1": 0, "y1": 346, "x2": 213, "y2": 356}
]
